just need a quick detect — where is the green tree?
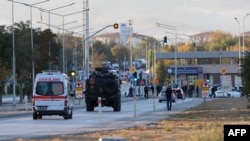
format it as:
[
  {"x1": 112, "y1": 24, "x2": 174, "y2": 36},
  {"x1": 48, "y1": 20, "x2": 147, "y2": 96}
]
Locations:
[
  {"x1": 0, "y1": 25, "x2": 12, "y2": 69},
  {"x1": 0, "y1": 66, "x2": 10, "y2": 105},
  {"x1": 92, "y1": 41, "x2": 117, "y2": 63},
  {"x1": 56, "y1": 32, "x2": 81, "y2": 71},
  {"x1": 240, "y1": 51, "x2": 250, "y2": 108},
  {"x1": 34, "y1": 29, "x2": 60, "y2": 72}
]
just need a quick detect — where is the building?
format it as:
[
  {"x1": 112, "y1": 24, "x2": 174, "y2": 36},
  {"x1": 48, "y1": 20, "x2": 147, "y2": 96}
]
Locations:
[
  {"x1": 92, "y1": 32, "x2": 120, "y2": 45},
  {"x1": 189, "y1": 31, "x2": 213, "y2": 45},
  {"x1": 156, "y1": 51, "x2": 241, "y2": 95},
  {"x1": 92, "y1": 32, "x2": 147, "y2": 47},
  {"x1": 120, "y1": 23, "x2": 131, "y2": 45},
  {"x1": 91, "y1": 22, "x2": 148, "y2": 46}
]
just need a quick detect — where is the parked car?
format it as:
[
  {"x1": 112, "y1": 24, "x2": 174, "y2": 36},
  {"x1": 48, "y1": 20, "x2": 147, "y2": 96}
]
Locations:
[
  {"x1": 172, "y1": 88, "x2": 185, "y2": 100},
  {"x1": 215, "y1": 87, "x2": 241, "y2": 98},
  {"x1": 158, "y1": 89, "x2": 176, "y2": 103},
  {"x1": 209, "y1": 84, "x2": 221, "y2": 97},
  {"x1": 227, "y1": 88, "x2": 241, "y2": 98}
]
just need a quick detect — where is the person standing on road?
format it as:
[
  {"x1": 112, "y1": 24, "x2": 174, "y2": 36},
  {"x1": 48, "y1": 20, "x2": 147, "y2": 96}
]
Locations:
[
  {"x1": 129, "y1": 86, "x2": 133, "y2": 97},
  {"x1": 196, "y1": 85, "x2": 199, "y2": 97},
  {"x1": 156, "y1": 84, "x2": 162, "y2": 96},
  {"x1": 151, "y1": 84, "x2": 154, "y2": 95},
  {"x1": 211, "y1": 86, "x2": 217, "y2": 98},
  {"x1": 165, "y1": 85, "x2": 173, "y2": 111},
  {"x1": 144, "y1": 85, "x2": 149, "y2": 99}
]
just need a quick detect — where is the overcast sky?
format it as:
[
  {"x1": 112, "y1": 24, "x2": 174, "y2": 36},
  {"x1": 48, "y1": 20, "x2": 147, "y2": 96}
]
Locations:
[{"x1": 1, "y1": 0, "x2": 250, "y2": 40}]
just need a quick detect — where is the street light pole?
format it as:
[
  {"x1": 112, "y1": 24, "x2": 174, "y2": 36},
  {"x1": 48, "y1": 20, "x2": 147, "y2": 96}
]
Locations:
[
  {"x1": 39, "y1": 3, "x2": 75, "y2": 29},
  {"x1": 234, "y1": 17, "x2": 241, "y2": 67},
  {"x1": 29, "y1": 0, "x2": 50, "y2": 87},
  {"x1": 129, "y1": 20, "x2": 133, "y2": 68},
  {"x1": 85, "y1": 0, "x2": 90, "y2": 79},
  {"x1": 11, "y1": 0, "x2": 16, "y2": 106},
  {"x1": 243, "y1": 13, "x2": 249, "y2": 58},
  {"x1": 156, "y1": 23, "x2": 177, "y2": 85},
  {"x1": 8, "y1": 0, "x2": 50, "y2": 105},
  {"x1": 48, "y1": 10, "x2": 87, "y2": 73},
  {"x1": 39, "y1": 3, "x2": 78, "y2": 72},
  {"x1": 174, "y1": 29, "x2": 177, "y2": 85}
]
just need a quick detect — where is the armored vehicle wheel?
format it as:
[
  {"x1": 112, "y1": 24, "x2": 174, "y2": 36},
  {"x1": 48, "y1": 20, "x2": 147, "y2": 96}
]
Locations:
[
  {"x1": 113, "y1": 100, "x2": 121, "y2": 112},
  {"x1": 86, "y1": 101, "x2": 94, "y2": 111},
  {"x1": 33, "y1": 113, "x2": 37, "y2": 120}
]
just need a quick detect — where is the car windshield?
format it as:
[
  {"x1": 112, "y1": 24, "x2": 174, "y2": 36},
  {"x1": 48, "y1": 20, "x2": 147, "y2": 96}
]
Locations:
[{"x1": 36, "y1": 82, "x2": 64, "y2": 96}]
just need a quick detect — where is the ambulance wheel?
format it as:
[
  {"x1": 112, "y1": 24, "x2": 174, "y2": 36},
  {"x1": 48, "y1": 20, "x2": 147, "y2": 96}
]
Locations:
[
  {"x1": 68, "y1": 108, "x2": 73, "y2": 119},
  {"x1": 33, "y1": 113, "x2": 37, "y2": 120}
]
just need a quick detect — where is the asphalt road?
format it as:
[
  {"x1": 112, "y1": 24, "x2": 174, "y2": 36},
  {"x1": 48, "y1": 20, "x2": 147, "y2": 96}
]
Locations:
[
  {"x1": 0, "y1": 82, "x2": 213, "y2": 140},
  {"x1": 0, "y1": 96, "x2": 212, "y2": 140}
]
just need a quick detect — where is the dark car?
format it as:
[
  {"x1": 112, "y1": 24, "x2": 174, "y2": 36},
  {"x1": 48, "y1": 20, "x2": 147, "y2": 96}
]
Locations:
[{"x1": 172, "y1": 88, "x2": 185, "y2": 100}]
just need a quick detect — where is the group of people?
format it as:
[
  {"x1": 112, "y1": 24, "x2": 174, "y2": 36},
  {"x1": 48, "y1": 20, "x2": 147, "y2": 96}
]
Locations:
[{"x1": 129, "y1": 84, "x2": 161, "y2": 99}]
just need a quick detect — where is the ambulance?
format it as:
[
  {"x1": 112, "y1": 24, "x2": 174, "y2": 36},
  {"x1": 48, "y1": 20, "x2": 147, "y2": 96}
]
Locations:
[{"x1": 32, "y1": 70, "x2": 73, "y2": 120}]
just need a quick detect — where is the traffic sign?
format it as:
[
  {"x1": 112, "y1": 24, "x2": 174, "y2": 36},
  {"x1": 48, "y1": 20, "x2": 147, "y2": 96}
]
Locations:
[
  {"x1": 220, "y1": 67, "x2": 227, "y2": 75},
  {"x1": 75, "y1": 84, "x2": 83, "y2": 99},
  {"x1": 202, "y1": 90, "x2": 209, "y2": 97},
  {"x1": 75, "y1": 91, "x2": 83, "y2": 99},
  {"x1": 201, "y1": 80, "x2": 209, "y2": 94},
  {"x1": 130, "y1": 67, "x2": 136, "y2": 73}
]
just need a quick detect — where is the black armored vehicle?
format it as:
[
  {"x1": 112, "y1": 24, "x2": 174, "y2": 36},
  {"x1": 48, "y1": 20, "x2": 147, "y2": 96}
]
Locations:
[{"x1": 85, "y1": 67, "x2": 121, "y2": 112}]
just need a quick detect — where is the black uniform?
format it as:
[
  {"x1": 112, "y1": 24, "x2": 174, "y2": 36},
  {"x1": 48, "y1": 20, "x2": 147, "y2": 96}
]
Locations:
[
  {"x1": 144, "y1": 86, "x2": 148, "y2": 99},
  {"x1": 165, "y1": 86, "x2": 173, "y2": 111}
]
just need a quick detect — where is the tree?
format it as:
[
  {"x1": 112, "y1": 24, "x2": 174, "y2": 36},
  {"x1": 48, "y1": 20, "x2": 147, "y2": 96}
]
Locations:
[
  {"x1": 111, "y1": 45, "x2": 129, "y2": 63},
  {"x1": 91, "y1": 52, "x2": 107, "y2": 70},
  {"x1": 92, "y1": 41, "x2": 117, "y2": 63},
  {"x1": 206, "y1": 30, "x2": 236, "y2": 51},
  {"x1": 156, "y1": 60, "x2": 168, "y2": 84},
  {"x1": 56, "y1": 32, "x2": 80, "y2": 71},
  {"x1": 34, "y1": 29, "x2": 60, "y2": 72},
  {"x1": 240, "y1": 51, "x2": 250, "y2": 108},
  {"x1": 0, "y1": 66, "x2": 10, "y2": 105}
]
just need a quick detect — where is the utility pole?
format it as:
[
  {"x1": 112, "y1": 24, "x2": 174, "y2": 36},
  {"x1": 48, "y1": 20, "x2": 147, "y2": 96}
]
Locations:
[{"x1": 129, "y1": 20, "x2": 133, "y2": 68}]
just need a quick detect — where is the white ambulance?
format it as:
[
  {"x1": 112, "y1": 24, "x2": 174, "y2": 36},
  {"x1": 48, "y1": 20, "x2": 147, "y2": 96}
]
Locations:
[{"x1": 32, "y1": 70, "x2": 73, "y2": 120}]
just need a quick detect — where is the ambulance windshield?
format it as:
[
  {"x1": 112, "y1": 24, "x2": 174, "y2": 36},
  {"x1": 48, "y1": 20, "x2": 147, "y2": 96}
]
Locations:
[{"x1": 36, "y1": 82, "x2": 64, "y2": 96}]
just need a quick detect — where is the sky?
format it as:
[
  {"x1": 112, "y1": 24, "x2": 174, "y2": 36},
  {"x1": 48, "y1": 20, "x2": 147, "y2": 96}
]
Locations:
[{"x1": 0, "y1": 0, "x2": 250, "y2": 40}]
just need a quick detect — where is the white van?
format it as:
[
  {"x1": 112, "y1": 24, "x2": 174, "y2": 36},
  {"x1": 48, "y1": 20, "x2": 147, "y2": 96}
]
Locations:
[{"x1": 32, "y1": 70, "x2": 73, "y2": 120}]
